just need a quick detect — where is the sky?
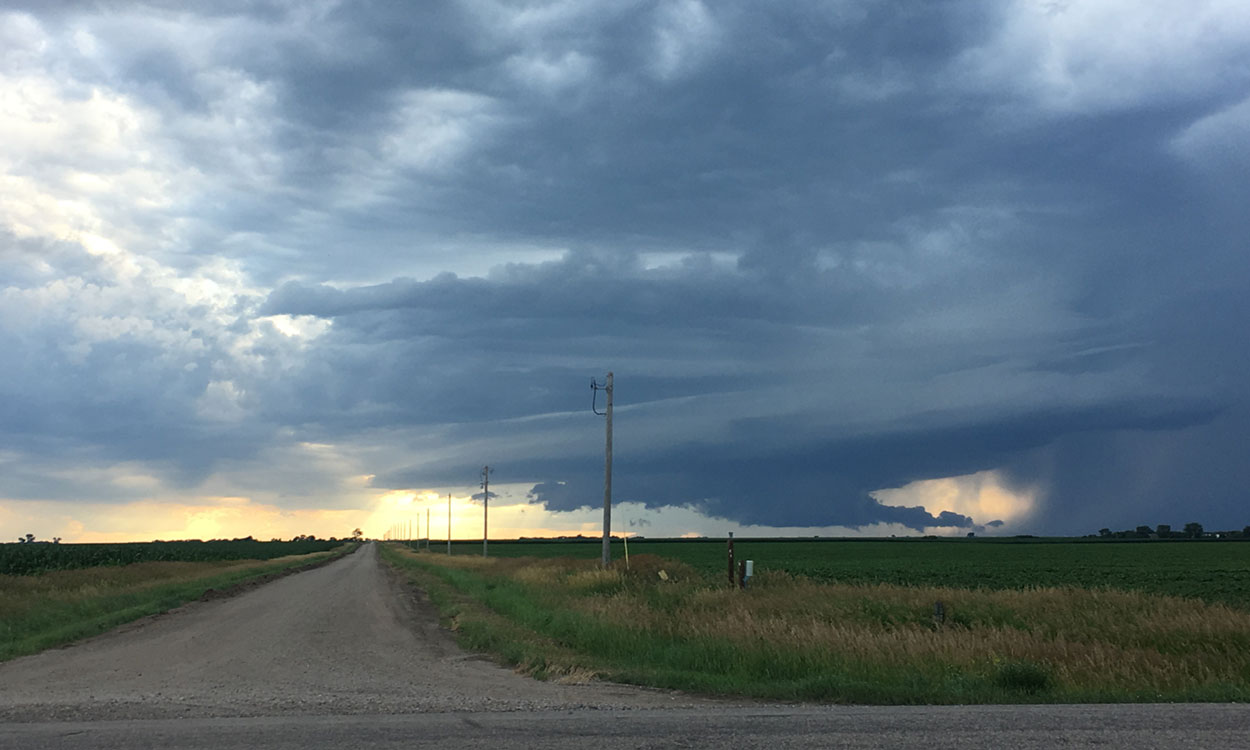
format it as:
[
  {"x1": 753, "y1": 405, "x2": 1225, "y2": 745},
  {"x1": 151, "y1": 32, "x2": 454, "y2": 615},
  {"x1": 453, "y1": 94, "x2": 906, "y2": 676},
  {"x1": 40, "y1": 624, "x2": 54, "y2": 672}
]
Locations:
[{"x1": 2, "y1": 0, "x2": 1249, "y2": 543}]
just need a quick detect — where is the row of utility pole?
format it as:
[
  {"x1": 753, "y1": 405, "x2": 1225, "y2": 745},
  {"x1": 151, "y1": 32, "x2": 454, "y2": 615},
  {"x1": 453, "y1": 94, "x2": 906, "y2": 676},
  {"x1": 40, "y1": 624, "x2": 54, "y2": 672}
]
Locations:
[
  {"x1": 382, "y1": 508, "x2": 432, "y2": 544},
  {"x1": 388, "y1": 372, "x2": 615, "y2": 566}
]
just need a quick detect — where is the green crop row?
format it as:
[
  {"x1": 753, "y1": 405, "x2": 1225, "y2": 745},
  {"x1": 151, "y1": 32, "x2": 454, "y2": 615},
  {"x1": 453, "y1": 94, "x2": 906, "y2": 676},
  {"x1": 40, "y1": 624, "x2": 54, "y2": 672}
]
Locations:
[
  {"x1": 442, "y1": 537, "x2": 1250, "y2": 610},
  {"x1": 0, "y1": 539, "x2": 344, "y2": 576}
]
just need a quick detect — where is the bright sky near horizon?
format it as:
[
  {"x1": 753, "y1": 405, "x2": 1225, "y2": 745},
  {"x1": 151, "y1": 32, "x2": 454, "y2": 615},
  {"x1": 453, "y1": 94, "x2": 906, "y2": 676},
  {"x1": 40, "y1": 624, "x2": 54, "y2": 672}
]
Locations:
[{"x1": 2, "y1": 1, "x2": 1249, "y2": 542}]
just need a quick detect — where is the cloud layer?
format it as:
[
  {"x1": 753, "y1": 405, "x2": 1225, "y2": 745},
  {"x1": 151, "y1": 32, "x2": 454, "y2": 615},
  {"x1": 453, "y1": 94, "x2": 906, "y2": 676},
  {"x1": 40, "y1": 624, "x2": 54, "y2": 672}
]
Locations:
[{"x1": 2, "y1": 1, "x2": 1249, "y2": 539}]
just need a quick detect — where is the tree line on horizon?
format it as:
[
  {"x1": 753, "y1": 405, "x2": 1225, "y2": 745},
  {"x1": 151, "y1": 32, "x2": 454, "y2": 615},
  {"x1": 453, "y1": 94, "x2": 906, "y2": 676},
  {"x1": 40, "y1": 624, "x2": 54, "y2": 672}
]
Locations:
[{"x1": 1094, "y1": 523, "x2": 1250, "y2": 539}]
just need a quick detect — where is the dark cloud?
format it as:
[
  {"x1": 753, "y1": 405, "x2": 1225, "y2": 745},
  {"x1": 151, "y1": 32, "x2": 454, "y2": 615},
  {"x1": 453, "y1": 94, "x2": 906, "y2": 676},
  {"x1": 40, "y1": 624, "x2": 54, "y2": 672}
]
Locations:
[
  {"x1": 3, "y1": 1, "x2": 1249, "y2": 535},
  {"x1": 431, "y1": 396, "x2": 1219, "y2": 531}
]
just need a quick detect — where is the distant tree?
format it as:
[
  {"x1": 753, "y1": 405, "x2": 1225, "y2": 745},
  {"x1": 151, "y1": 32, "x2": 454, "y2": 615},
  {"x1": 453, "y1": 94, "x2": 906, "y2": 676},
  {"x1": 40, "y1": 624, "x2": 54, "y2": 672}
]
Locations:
[
  {"x1": 352, "y1": 528, "x2": 363, "y2": 541},
  {"x1": 1243, "y1": 526, "x2": 1250, "y2": 538},
  {"x1": 17, "y1": 533, "x2": 35, "y2": 544},
  {"x1": 1135, "y1": 525, "x2": 1152, "y2": 538},
  {"x1": 1183, "y1": 522, "x2": 1204, "y2": 539},
  {"x1": 1156, "y1": 524, "x2": 1171, "y2": 538},
  {"x1": 1098, "y1": 528, "x2": 1112, "y2": 538}
]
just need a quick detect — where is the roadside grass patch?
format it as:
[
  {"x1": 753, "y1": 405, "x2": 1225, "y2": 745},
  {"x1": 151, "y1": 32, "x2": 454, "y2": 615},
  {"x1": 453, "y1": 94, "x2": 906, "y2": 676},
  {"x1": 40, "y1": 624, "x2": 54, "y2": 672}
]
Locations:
[
  {"x1": 381, "y1": 544, "x2": 1250, "y2": 704},
  {"x1": 379, "y1": 546, "x2": 596, "y2": 681},
  {"x1": 992, "y1": 660, "x2": 1053, "y2": 693}
]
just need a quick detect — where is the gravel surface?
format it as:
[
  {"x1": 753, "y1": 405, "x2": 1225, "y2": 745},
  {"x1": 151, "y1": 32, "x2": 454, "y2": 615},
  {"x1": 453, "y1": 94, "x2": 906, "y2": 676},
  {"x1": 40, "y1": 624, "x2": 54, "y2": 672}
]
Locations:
[{"x1": 0, "y1": 543, "x2": 717, "y2": 722}]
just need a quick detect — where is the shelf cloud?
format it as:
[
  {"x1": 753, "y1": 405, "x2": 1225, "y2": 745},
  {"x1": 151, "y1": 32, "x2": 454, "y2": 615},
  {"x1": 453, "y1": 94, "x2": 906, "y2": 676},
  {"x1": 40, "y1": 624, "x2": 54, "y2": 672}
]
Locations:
[{"x1": 2, "y1": 1, "x2": 1248, "y2": 539}]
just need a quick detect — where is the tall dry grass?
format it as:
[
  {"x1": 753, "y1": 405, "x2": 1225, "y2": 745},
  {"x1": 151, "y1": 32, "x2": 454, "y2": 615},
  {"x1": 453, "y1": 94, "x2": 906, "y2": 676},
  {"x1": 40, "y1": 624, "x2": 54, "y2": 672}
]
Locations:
[
  {"x1": 391, "y1": 546, "x2": 1250, "y2": 702},
  {"x1": 585, "y1": 575, "x2": 1250, "y2": 693}
]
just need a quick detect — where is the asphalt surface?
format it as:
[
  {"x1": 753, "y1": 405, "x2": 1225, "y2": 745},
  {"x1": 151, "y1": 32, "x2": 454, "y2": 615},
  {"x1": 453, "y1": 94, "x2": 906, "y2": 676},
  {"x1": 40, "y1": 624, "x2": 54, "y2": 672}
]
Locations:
[
  {"x1": 4, "y1": 704, "x2": 1249, "y2": 749},
  {"x1": 2, "y1": 543, "x2": 1246, "y2": 748}
]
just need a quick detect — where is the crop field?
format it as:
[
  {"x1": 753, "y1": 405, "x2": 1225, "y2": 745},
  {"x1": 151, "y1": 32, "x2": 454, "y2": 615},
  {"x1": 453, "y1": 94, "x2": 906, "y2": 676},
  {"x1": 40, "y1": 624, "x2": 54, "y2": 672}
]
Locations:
[
  {"x1": 414, "y1": 537, "x2": 1250, "y2": 610},
  {"x1": 0, "y1": 539, "x2": 344, "y2": 576}
]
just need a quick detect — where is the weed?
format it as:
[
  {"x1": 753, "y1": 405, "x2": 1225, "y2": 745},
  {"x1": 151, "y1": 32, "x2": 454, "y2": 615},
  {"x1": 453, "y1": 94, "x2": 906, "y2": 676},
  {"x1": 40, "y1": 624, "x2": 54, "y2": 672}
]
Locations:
[{"x1": 993, "y1": 660, "x2": 1053, "y2": 693}]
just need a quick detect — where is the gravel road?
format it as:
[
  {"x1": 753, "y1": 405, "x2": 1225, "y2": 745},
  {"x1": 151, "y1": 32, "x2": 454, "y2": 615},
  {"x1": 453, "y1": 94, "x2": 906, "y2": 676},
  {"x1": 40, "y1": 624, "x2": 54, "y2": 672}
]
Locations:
[
  {"x1": 3, "y1": 542, "x2": 1246, "y2": 749},
  {"x1": 0, "y1": 542, "x2": 709, "y2": 722}
]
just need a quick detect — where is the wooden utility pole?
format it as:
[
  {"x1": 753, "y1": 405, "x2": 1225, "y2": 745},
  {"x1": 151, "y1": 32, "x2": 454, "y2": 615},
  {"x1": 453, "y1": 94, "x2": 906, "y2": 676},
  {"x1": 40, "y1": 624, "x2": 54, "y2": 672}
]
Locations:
[
  {"x1": 481, "y1": 466, "x2": 491, "y2": 558},
  {"x1": 592, "y1": 372, "x2": 617, "y2": 565},
  {"x1": 604, "y1": 372, "x2": 614, "y2": 568},
  {"x1": 447, "y1": 493, "x2": 452, "y2": 555}
]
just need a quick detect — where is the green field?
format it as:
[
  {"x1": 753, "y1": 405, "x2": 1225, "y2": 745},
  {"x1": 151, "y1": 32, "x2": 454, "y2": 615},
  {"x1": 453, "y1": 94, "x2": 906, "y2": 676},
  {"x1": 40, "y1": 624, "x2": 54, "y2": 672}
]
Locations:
[
  {"x1": 408, "y1": 537, "x2": 1250, "y2": 610},
  {"x1": 0, "y1": 539, "x2": 345, "y2": 576}
]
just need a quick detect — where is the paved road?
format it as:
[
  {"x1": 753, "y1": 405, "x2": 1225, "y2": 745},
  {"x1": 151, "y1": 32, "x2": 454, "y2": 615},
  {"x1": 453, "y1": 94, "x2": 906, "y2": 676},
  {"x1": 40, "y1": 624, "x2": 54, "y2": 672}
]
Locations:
[
  {"x1": 2, "y1": 543, "x2": 1246, "y2": 748},
  {"x1": 4, "y1": 704, "x2": 1248, "y2": 749}
]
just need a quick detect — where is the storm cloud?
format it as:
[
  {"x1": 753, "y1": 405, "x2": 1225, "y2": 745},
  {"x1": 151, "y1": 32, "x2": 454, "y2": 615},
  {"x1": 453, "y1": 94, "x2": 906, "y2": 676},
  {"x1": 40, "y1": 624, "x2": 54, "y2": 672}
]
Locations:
[{"x1": 2, "y1": 1, "x2": 1249, "y2": 538}]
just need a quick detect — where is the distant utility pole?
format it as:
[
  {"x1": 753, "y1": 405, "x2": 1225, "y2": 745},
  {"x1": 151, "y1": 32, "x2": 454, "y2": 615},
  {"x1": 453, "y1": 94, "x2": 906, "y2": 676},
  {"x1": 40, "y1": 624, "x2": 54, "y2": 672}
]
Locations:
[
  {"x1": 592, "y1": 372, "x2": 614, "y2": 568},
  {"x1": 426, "y1": 507, "x2": 430, "y2": 550},
  {"x1": 447, "y1": 492, "x2": 452, "y2": 555},
  {"x1": 481, "y1": 465, "x2": 492, "y2": 558}
]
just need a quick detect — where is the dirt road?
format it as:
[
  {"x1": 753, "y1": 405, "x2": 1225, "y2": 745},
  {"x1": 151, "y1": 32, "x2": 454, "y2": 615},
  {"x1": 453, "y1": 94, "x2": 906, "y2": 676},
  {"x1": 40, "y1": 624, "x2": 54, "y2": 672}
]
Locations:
[{"x1": 0, "y1": 543, "x2": 706, "y2": 721}]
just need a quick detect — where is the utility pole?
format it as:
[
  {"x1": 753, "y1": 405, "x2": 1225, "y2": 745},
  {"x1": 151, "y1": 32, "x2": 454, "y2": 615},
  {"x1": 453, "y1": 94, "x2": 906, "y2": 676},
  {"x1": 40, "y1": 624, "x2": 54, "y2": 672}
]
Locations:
[
  {"x1": 481, "y1": 465, "x2": 491, "y2": 558},
  {"x1": 592, "y1": 372, "x2": 614, "y2": 567},
  {"x1": 447, "y1": 492, "x2": 452, "y2": 555},
  {"x1": 426, "y1": 507, "x2": 430, "y2": 550}
]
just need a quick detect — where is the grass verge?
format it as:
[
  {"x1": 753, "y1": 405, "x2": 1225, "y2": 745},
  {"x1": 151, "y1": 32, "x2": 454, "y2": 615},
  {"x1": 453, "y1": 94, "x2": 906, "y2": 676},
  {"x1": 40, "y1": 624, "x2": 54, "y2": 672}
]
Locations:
[
  {"x1": 380, "y1": 544, "x2": 1250, "y2": 704},
  {"x1": 0, "y1": 543, "x2": 356, "y2": 661}
]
